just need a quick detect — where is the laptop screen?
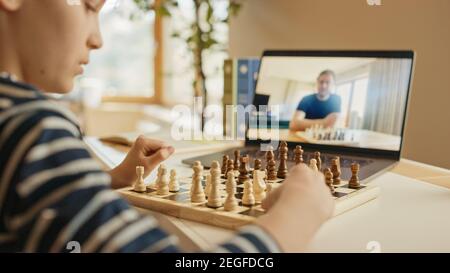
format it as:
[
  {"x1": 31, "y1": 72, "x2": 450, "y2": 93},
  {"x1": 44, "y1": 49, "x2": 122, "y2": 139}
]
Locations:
[{"x1": 249, "y1": 51, "x2": 414, "y2": 152}]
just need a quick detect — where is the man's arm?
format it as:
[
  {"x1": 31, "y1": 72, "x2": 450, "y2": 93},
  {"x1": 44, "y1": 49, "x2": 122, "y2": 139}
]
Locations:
[{"x1": 289, "y1": 111, "x2": 339, "y2": 131}]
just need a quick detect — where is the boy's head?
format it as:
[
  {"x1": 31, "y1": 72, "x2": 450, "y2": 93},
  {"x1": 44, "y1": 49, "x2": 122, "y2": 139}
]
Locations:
[{"x1": 0, "y1": 0, "x2": 105, "y2": 93}]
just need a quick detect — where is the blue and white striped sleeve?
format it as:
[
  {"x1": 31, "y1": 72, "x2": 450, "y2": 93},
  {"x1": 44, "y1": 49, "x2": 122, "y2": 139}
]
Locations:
[{"x1": 3, "y1": 111, "x2": 281, "y2": 253}]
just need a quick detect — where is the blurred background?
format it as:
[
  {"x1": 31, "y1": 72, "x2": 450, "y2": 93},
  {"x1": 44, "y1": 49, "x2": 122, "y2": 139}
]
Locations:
[{"x1": 66, "y1": 0, "x2": 450, "y2": 169}]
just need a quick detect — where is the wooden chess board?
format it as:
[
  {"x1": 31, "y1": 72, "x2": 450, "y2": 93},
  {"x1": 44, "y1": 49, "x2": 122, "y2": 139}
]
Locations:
[{"x1": 117, "y1": 169, "x2": 380, "y2": 230}]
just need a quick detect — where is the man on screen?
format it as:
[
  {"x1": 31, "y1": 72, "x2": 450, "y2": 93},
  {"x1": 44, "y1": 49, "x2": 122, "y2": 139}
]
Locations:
[{"x1": 289, "y1": 69, "x2": 342, "y2": 131}]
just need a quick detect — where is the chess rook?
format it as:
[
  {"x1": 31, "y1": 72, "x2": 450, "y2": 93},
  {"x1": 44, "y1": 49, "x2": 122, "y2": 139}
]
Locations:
[
  {"x1": 349, "y1": 162, "x2": 361, "y2": 189},
  {"x1": 133, "y1": 166, "x2": 146, "y2": 193}
]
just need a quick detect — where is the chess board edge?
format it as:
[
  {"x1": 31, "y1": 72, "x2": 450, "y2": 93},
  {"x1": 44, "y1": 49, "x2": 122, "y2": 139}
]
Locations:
[
  {"x1": 117, "y1": 188, "x2": 256, "y2": 230},
  {"x1": 333, "y1": 184, "x2": 380, "y2": 216},
  {"x1": 116, "y1": 183, "x2": 380, "y2": 230}
]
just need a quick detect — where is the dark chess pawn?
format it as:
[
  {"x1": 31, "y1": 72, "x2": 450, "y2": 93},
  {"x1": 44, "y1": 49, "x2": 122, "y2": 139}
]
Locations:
[
  {"x1": 226, "y1": 159, "x2": 235, "y2": 176},
  {"x1": 254, "y1": 158, "x2": 262, "y2": 171},
  {"x1": 294, "y1": 145, "x2": 304, "y2": 164},
  {"x1": 221, "y1": 155, "x2": 229, "y2": 175},
  {"x1": 324, "y1": 168, "x2": 335, "y2": 194},
  {"x1": 331, "y1": 158, "x2": 341, "y2": 185},
  {"x1": 277, "y1": 141, "x2": 288, "y2": 179},
  {"x1": 349, "y1": 162, "x2": 361, "y2": 189},
  {"x1": 314, "y1": 151, "x2": 322, "y2": 171}
]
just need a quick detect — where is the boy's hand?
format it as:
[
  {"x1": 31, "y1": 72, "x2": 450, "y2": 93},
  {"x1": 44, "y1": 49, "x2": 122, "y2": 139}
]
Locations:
[
  {"x1": 256, "y1": 164, "x2": 334, "y2": 252},
  {"x1": 108, "y1": 136, "x2": 175, "y2": 189}
]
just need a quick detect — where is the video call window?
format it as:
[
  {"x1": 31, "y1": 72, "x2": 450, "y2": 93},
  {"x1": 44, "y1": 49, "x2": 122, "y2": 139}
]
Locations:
[{"x1": 254, "y1": 56, "x2": 413, "y2": 151}]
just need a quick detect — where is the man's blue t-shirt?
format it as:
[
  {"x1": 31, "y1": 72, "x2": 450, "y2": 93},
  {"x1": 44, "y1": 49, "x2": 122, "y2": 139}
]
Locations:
[{"x1": 296, "y1": 94, "x2": 341, "y2": 119}]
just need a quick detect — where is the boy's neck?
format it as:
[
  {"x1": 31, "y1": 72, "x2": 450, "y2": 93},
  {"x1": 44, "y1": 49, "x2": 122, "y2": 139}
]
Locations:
[{"x1": 0, "y1": 20, "x2": 24, "y2": 82}]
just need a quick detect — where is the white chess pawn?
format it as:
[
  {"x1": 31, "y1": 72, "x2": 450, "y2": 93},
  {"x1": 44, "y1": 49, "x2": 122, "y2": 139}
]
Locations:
[
  {"x1": 169, "y1": 169, "x2": 180, "y2": 192},
  {"x1": 207, "y1": 161, "x2": 223, "y2": 208},
  {"x1": 309, "y1": 158, "x2": 318, "y2": 172},
  {"x1": 242, "y1": 179, "x2": 255, "y2": 206},
  {"x1": 224, "y1": 171, "x2": 238, "y2": 211},
  {"x1": 190, "y1": 161, "x2": 206, "y2": 203},
  {"x1": 133, "y1": 166, "x2": 146, "y2": 193},
  {"x1": 253, "y1": 170, "x2": 267, "y2": 204},
  {"x1": 147, "y1": 164, "x2": 162, "y2": 191},
  {"x1": 156, "y1": 165, "x2": 170, "y2": 195}
]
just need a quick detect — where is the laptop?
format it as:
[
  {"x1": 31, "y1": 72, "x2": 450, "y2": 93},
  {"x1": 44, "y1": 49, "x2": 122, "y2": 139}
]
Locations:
[{"x1": 182, "y1": 50, "x2": 415, "y2": 183}]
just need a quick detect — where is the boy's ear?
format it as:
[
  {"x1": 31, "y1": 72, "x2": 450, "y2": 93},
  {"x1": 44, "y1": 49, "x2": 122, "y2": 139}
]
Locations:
[{"x1": 0, "y1": 0, "x2": 25, "y2": 11}]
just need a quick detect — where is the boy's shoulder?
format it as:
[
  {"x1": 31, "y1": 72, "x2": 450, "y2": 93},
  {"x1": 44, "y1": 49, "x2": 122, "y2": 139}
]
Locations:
[{"x1": 0, "y1": 81, "x2": 81, "y2": 137}]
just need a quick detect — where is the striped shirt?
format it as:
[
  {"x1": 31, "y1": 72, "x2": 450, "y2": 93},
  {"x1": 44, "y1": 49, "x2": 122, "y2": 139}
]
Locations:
[{"x1": 0, "y1": 78, "x2": 281, "y2": 253}]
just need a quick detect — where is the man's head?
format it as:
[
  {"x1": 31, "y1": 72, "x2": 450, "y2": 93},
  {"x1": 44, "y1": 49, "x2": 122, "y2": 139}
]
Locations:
[
  {"x1": 0, "y1": 0, "x2": 105, "y2": 93},
  {"x1": 316, "y1": 70, "x2": 336, "y2": 98}
]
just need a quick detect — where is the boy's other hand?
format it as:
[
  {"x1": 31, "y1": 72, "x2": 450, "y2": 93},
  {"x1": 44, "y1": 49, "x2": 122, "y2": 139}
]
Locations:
[
  {"x1": 108, "y1": 135, "x2": 175, "y2": 189},
  {"x1": 256, "y1": 164, "x2": 334, "y2": 252}
]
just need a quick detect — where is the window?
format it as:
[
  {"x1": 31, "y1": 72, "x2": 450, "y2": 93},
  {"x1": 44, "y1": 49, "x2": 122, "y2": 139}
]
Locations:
[
  {"x1": 336, "y1": 77, "x2": 369, "y2": 128},
  {"x1": 75, "y1": 0, "x2": 155, "y2": 99},
  {"x1": 163, "y1": 0, "x2": 230, "y2": 106}
]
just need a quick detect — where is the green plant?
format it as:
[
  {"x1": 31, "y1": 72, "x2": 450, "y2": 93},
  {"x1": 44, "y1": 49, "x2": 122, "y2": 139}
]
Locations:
[{"x1": 133, "y1": 0, "x2": 242, "y2": 110}]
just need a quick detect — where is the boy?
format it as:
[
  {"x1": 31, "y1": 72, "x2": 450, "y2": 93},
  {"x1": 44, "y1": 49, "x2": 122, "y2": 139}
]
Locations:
[{"x1": 0, "y1": 0, "x2": 334, "y2": 252}]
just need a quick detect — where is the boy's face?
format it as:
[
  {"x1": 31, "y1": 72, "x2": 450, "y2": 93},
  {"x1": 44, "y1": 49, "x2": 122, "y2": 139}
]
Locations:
[{"x1": 1, "y1": 0, "x2": 105, "y2": 93}]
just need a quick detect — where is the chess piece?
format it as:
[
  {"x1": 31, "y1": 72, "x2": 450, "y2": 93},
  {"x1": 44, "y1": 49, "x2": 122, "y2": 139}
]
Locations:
[
  {"x1": 169, "y1": 169, "x2": 180, "y2": 192},
  {"x1": 226, "y1": 159, "x2": 235, "y2": 176},
  {"x1": 221, "y1": 155, "x2": 229, "y2": 175},
  {"x1": 265, "y1": 146, "x2": 274, "y2": 173},
  {"x1": 190, "y1": 161, "x2": 206, "y2": 203},
  {"x1": 254, "y1": 158, "x2": 262, "y2": 171},
  {"x1": 349, "y1": 163, "x2": 361, "y2": 189},
  {"x1": 294, "y1": 145, "x2": 304, "y2": 164},
  {"x1": 267, "y1": 158, "x2": 277, "y2": 181},
  {"x1": 224, "y1": 172, "x2": 238, "y2": 211},
  {"x1": 277, "y1": 141, "x2": 288, "y2": 178},
  {"x1": 204, "y1": 174, "x2": 211, "y2": 198},
  {"x1": 324, "y1": 168, "x2": 335, "y2": 194},
  {"x1": 207, "y1": 161, "x2": 223, "y2": 208},
  {"x1": 133, "y1": 166, "x2": 146, "y2": 193},
  {"x1": 147, "y1": 164, "x2": 162, "y2": 190},
  {"x1": 331, "y1": 158, "x2": 341, "y2": 185},
  {"x1": 314, "y1": 151, "x2": 322, "y2": 171},
  {"x1": 242, "y1": 179, "x2": 255, "y2": 206},
  {"x1": 309, "y1": 158, "x2": 318, "y2": 172},
  {"x1": 233, "y1": 150, "x2": 240, "y2": 170},
  {"x1": 238, "y1": 155, "x2": 250, "y2": 183},
  {"x1": 253, "y1": 170, "x2": 267, "y2": 204},
  {"x1": 156, "y1": 164, "x2": 170, "y2": 195}
]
